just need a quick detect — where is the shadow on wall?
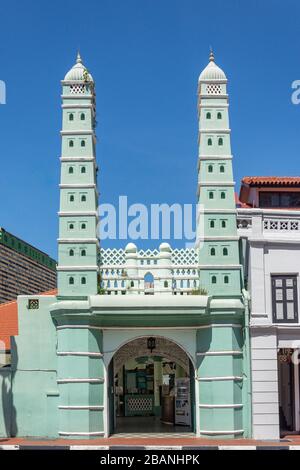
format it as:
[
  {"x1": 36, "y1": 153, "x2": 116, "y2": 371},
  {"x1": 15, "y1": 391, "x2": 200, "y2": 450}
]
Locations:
[{"x1": 0, "y1": 336, "x2": 18, "y2": 438}]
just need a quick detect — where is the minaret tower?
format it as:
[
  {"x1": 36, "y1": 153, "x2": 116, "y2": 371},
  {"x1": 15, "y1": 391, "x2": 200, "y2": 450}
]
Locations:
[
  {"x1": 197, "y1": 51, "x2": 241, "y2": 296},
  {"x1": 58, "y1": 53, "x2": 99, "y2": 297}
]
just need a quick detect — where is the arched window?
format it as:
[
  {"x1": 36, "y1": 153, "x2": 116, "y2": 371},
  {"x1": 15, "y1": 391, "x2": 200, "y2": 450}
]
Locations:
[
  {"x1": 69, "y1": 277, "x2": 74, "y2": 285},
  {"x1": 220, "y1": 165, "x2": 225, "y2": 173},
  {"x1": 69, "y1": 195, "x2": 74, "y2": 202},
  {"x1": 212, "y1": 276, "x2": 217, "y2": 284},
  {"x1": 81, "y1": 223, "x2": 86, "y2": 230},
  {"x1": 68, "y1": 166, "x2": 74, "y2": 174},
  {"x1": 208, "y1": 165, "x2": 213, "y2": 173},
  {"x1": 221, "y1": 220, "x2": 226, "y2": 228},
  {"x1": 164, "y1": 281, "x2": 168, "y2": 288},
  {"x1": 210, "y1": 247, "x2": 216, "y2": 256},
  {"x1": 209, "y1": 191, "x2": 214, "y2": 199},
  {"x1": 81, "y1": 195, "x2": 86, "y2": 202},
  {"x1": 69, "y1": 249, "x2": 74, "y2": 257},
  {"x1": 131, "y1": 281, "x2": 134, "y2": 288},
  {"x1": 208, "y1": 138, "x2": 212, "y2": 146},
  {"x1": 81, "y1": 140, "x2": 86, "y2": 147},
  {"x1": 81, "y1": 277, "x2": 86, "y2": 285},
  {"x1": 223, "y1": 247, "x2": 228, "y2": 256},
  {"x1": 221, "y1": 192, "x2": 226, "y2": 199},
  {"x1": 218, "y1": 137, "x2": 223, "y2": 146},
  {"x1": 217, "y1": 112, "x2": 222, "y2": 119},
  {"x1": 69, "y1": 140, "x2": 74, "y2": 147},
  {"x1": 206, "y1": 112, "x2": 211, "y2": 120},
  {"x1": 69, "y1": 223, "x2": 74, "y2": 230},
  {"x1": 210, "y1": 220, "x2": 215, "y2": 228},
  {"x1": 224, "y1": 275, "x2": 229, "y2": 284},
  {"x1": 69, "y1": 113, "x2": 74, "y2": 121},
  {"x1": 81, "y1": 167, "x2": 86, "y2": 174},
  {"x1": 80, "y1": 113, "x2": 85, "y2": 121},
  {"x1": 81, "y1": 249, "x2": 86, "y2": 257}
]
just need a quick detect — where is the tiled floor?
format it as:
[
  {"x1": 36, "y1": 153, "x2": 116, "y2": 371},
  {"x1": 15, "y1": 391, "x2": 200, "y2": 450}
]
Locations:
[{"x1": 114, "y1": 416, "x2": 193, "y2": 436}]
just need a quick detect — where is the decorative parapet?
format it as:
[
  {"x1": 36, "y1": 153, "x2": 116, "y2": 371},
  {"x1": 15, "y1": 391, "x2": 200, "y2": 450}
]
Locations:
[{"x1": 99, "y1": 246, "x2": 200, "y2": 295}]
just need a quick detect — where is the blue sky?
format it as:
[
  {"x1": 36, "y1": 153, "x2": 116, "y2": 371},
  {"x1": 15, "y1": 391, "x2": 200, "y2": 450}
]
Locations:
[{"x1": 0, "y1": 0, "x2": 300, "y2": 258}]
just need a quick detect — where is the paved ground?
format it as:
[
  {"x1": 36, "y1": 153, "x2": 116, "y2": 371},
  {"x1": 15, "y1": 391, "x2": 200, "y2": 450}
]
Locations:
[{"x1": 1, "y1": 434, "x2": 300, "y2": 449}]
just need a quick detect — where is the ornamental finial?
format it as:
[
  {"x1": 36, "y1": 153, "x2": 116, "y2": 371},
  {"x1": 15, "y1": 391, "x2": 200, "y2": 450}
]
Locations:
[
  {"x1": 209, "y1": 46, "x2": 215, "y2": 62},
  {"x1": 76, "y1": 51, "x2": 82, "y2": 64}
]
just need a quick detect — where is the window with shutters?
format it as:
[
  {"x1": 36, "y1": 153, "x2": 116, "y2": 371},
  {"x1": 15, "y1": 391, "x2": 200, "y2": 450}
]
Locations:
[{"x1": 271, "y1": 275, "x2": 298, "y2": 323}]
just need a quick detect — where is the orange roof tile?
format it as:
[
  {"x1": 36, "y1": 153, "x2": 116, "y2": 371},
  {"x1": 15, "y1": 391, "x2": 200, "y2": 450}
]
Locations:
[
  {"x1": 242, "y1": 177, "x2": 300, "y2": 187},
  {"x1": 0, "y1": 289, "x2": 57, "y2": 349}
]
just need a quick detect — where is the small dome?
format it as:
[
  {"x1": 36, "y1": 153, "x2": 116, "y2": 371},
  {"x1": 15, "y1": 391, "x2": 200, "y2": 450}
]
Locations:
[
  {"x1": 125, "y1": 242, "x2": 137, "y2": 253},
  {"x1": 64, "y1": 52, "x2": 93, "y2": 82},
  {"x1": 199, "y1": 51, "x2": 226, "y2": 82},
  {"x1": 159, "y1": 242, "x2": 171, "y2": 253}
]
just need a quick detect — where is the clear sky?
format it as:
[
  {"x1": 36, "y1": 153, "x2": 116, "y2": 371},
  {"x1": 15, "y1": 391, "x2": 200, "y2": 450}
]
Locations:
[{"x1": 0, "y1": 0, "x2": 300, "y2": 258}]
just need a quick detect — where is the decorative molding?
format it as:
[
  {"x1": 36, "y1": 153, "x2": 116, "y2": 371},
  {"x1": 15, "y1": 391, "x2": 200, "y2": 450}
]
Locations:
[
  {"x1": 197, "y1": 376, "x2": 243, "y2": 382},
  {"x1": 197, "y1": 324, "x2": 242, "y2": 329},
  {"x1": 57, "y1": 378, "x2": 104, "y2": 384},
  {"x1": 197, "y1": 181, "x2": 235, "y2": 187},
  {"x1": 200, "y1": 429, "x2": 244, "y2": 435},
  {"x1": 58, "y1": 406, "x2": 104, "y2": 410},
  {"x1": 60, "y1": 130, "x2": 94, "y2": 136},
  {"x1": 58, "y1": 238, "x2": 98, "y2": 243},
  {"x1": 200, "y1": 129, "x2": 231, "y2": 134},
  {"x1": 60, "y1": 157, "x2": 95, "y2": 162},
  {"x1": 59, "y1": 184, "x2": 97, "y2": 189},
  {"x1": 61, "y1": 104, "x2": 94, "y2": 109},
  {"x1": 56, "y1": 265, "x2": 98, "y2": 271},
  {"x1": 58, "y1": 211, "x2": 98, "y2": 217},
  {"x1": 198, "y1": 103, "x2": 229, "y2": 108},
  {"x1": 198, "y1": 264, "x2": 242, "y2": 269},
  {"x1": 199, "y1": 404, "x2": 243, "y2": 408},
  {"x1": 197, "y1": 350, "x2": 243, "y2": 356},
  {"x1": 58, "y1": 431, "x2": 105, "y2": 436},
  {"x1": 57, "y1": 351, "x2": 103, "y2": 357},
  {"x1": 57, "y1": 325, "x2": 102, "y2": 331}
]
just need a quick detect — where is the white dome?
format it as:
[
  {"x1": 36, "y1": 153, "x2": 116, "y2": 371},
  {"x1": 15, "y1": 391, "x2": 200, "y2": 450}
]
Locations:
[
  {"x1": 159, "y1": 242, "x2": 171, "y2": 253},
  {"x1": 64, "y1": 52, "x2": 93, "y2": 82},
  {"x1": 125, "y1": 242, "x2": 137, "y2": 253},
  {"x1": 199, "y1": 51, "x2": 226, "y2": 82}
]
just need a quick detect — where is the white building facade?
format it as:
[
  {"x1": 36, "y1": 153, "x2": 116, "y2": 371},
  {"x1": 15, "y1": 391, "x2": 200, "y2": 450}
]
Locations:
[{"x1": 238, "y1": 178, "x2": 300, "y2": 439}]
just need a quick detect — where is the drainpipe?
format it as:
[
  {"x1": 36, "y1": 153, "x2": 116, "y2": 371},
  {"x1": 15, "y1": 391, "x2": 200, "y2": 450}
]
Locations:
[{"x1": 242, "y1": 288, "x2": 252, "y2": 438}]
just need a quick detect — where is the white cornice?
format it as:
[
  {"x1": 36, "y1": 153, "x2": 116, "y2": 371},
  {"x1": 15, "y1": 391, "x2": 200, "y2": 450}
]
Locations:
[
  {"x1": 60, "y1": 130, "x2": 94, "y2": 136},
  {"x1": 58, "y1": 238, "x2": 98, "y2": 243},
  {"x1": 200, "y1": 129, "x2": 231, "y2": 134},
  {"x1": 198, "y1": 155, "x2": 233, "y2": 160},
  {"x1": 61, "y1": 94, "x2": 93, "y2": 99},
  {"x1": 199, "y1": 209, "x2": 237, "y2": 214},
  {"x1": 61, "y1": 104, "x2": 94, "y2": 109},
  {"x1": 58, "y1": 211, "x2": 98, "y2": 217},
  {"x1": 198, "y1": 103, "x2": 229, "y2": 108},
  {"x1": 59, "y1": 184, "x2": 97, "y2": 189},
  {"x1": 199, "y1": 94, "x2": 228, "y2": 99},
  {"x1": 198, "y1": 264, "x2": 242, "y2": 269},
  {"x1": 60, "y1": 157, "x2": 95, "y2": 162},
  {"x1": 56, "y1": 265, "x2": 99, "y2": 271},
  {"x1": 198, "y1": 181, "x2": 235, "y2": 187},
  {"x1": 197, "y1": 236, "x2": 239, "y2": 241}
]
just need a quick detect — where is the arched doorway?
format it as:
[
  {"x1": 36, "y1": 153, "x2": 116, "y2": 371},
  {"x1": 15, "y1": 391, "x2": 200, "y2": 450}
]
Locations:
[{"x1": 108, "y1": 336, "x2": 195, "y2": 435}]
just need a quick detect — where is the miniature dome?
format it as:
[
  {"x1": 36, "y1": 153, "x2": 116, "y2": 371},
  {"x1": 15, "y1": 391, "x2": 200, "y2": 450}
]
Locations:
[
  {"x1": 199, "y1": 51, "x2": 227, "y2": 82},
  {"x1": 125, "y1": 242, "x2": 137, "y2": 253},
  {"x1": 159, "y1": 242, "x2": 171, "y2": 253},
  {"x1": 64, "y1": 52, "x2": 93, "y2": 82}
]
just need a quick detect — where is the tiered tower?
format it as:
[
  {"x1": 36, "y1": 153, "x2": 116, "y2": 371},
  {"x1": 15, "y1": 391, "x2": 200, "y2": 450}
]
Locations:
[
  {"x1": 197, "y1": 51, "x2": 242, "y2": 296},
  {"x1": 58, "y1": 53, "x2": 99, "y2": 297}
]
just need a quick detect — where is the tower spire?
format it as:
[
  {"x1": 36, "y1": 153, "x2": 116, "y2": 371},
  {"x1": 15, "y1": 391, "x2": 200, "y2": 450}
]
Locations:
[{"x1": 76, "y1": 50, "x2": 82, "y2": 64}]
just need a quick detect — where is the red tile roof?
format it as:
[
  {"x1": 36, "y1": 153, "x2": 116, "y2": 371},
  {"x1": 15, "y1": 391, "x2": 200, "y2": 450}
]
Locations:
[{"x1": 242, "y1": 177, "x2": 300, "y2": 187}]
